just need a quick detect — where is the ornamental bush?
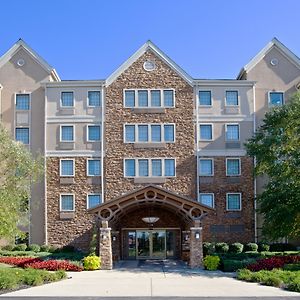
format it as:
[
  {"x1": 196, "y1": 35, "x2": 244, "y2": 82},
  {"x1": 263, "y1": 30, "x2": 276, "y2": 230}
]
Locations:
[
  {"x1": 40, "y1": 245, "x2": 51, "y2": 252},
  {"x1": 215, "y1": 243, "x2": 229, "y2": 253},
  {"x1": 2, "y1": 245, "x2": 14, "y2": 251},
  {"x1": 27, "y1": 244, "x2": 40, "y2": 252},
  {"x1": 203, "y1": 255, "x2": 220, "y2": 271},
  {"x1": 83, "y1": 255, "x2": 101, "y2": 270},
  {"x1": 203, "y1": 242, "x2": 215, "y2": 256},
  {"x1": 229, "y1": 243, "x2": 244, "y2": 254},
  {"x1": 24, "y1": 260, "x2": 83, "y2": 271},
  {"x1": 13, "y1": 244, "x2": 27, "y2": 251},
  {"x1": 258, "y1": 243, "x2": 270, "y2": 252},
  {"x1": 244, "y1": 243, "x2": 258, "y2": 252}
]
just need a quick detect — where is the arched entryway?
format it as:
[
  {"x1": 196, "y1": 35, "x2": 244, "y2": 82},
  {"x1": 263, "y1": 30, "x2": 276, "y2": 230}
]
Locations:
[{"x1": 88, "y1": 185, "x2": 214, "y2": 269}]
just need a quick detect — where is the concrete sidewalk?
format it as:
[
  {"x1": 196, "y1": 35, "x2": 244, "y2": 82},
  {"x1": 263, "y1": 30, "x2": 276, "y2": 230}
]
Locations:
[{"x1": 1, "y1": 260, "x2": 300, "y2": 297}]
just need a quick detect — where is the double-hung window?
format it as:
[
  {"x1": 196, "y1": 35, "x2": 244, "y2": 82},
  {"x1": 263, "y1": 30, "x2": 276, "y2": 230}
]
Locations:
[
  {"x1": 61, "y1": 92, "x2": 74, "y2": 107},
  {"x1": 164, "y1": 159, "x2": 175, "y2": 176},
  {"x1": 61, "y1": 125, "x2": 74, "y2": 142},
  {"x1": 199, "y1": 159, "x2": 213, "y2": 176},
  {"x1": 60, "y1": 194, "x2": 75, "y2": 212},
  {"x1": 226, "y1": 91, "x2": 239, "y2": 106},
  {"x1": 87, "y1": 159, "x2": 101, "y2": 176},
  {"x1": 163, "y1": 90, "x2": 174, "y2": 107},
  {"x1": 150, "y1": 90, "x2": 161, "y2": 107},
  {"x1": 16, "y1": 94, "x2": 30, "y2": 110},
  {"x1": 226, "y1": 193, "x2": 241, "y2": 211},
  {"x1": 125, "y1": 125, "x2": 135, "y2": 142},
  {"x1": 164, "y1": 125, "x2": 174, "y2": 142},
  {"x1": 269, "y1": 92, "x2": 284, "y2": 106},
  {"x1": 87, "y1": 194, "x2": 101, "y2": 209},
  {"x1": 226, "y1": 124, "x2": 239, "y2": 141},
  {"x1": 15, "y1": 128, "x2": 29, "y2": 144},
  {"x1": 124, "y1": 91, "x2": 135, "y2": 107},
  {"x1": 151, "y1": 125, "x2": 161, "y2": 142},
  {"x1": 199, "y1": 193, "x2": 214, "y2": 208},
  {"x1": 138, "y1": 125, "x2": 148, "y2": 142},
  {"x1": 199, "y1": 124, "x2": 213, "y2": 141},
  {"x1": 87, "y1": 125, "x2": 101, "y2": 141},
  {"x1": 199, "y1": 91, "x2": 212, "y2": 106},
  {"x1": 138, "y1": 90, "x2": 148, "y2": 107},
  {"x1": 152, "y1": 159, "x2": 162, "y2": 176},
  {"x1": 125, "y1": 159, "x2": 135, "y2": 177},
  {"x1": 138, "y1": 159, "x2": 149, "y2": 176},
  {"x1": 226, "y1": 158, "x2": 240, "y2": 176},
  {"x1": 88, "y1": 91, "x2": 101, "y2": 107},
  {"x1": 60, "y1": 159, "x2": 74, "y2": 177}
]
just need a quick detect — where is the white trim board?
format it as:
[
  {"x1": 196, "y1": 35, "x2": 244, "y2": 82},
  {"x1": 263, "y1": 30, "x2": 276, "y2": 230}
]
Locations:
[
  {"x1": 197, "y1": 150, "x2": 247, "y2": 156},
  {"x1": 46, "y1": 150, "x2": 101, "y2": 157}
]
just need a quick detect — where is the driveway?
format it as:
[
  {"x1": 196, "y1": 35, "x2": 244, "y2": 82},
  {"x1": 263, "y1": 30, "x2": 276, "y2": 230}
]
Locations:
[{"x1": 1, "y1": 260, "x2": 300, "y2": 298}]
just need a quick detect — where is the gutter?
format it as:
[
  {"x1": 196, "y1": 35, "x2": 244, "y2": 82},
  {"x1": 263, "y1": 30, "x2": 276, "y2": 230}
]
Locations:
[
  {"x1": 101, "y1": 87, "x2": 105, "y2": 205},
  {"x1": 195, "y1": 87, "x2": 200, "y2": 202},
  {"x1": 253, "y1": 83, "x2": 258, "y2": 243}
]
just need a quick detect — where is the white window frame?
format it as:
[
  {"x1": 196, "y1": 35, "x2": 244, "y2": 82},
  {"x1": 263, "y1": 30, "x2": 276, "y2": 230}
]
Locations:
[
  {"x1": 60, "y1": 124, "x2": 75, "y2": 142},
  {"x1": 87, "y1": 90, "x2": 101, "y2": 108},
  {"x1": 15, "y1": 126, "x2": 30, "y2": 145},
  {"x1": 199, "y1": 193, "x2": 215, "y2": 208},
  {"x1": 15, "y1": 93, "x2": 31, "y2": 111},
  {"x1": 199, "y1": 158, "x2": 214, "y2": 176},
  {"x1": 123, "y1": 89, "x2": 176, "y2": 108},
  {"x1": 86, "y1": 193, "x2": 102, "y2": 209},
  {"x1": 86, "y1": 124, "x2": 101, "y2": 142},
  {"x1": 123, "y1": 123, "x2": 176, "y2": 143},
  {"x1": 198, "y1": 90, "x2": 212, "y2": 107},
  {"x1": 225, "y1": 123, "x2": 240, "y2": 141},
  {"x1": 268, "y1": 91, "x2": 285, "y2": 107},
  {"x1": 60, "y1": 158, "x2": 75, "y2": 177},
  {"x1": 199, "y1": 123, "x2": 213, "y2": 141},
  {"x1": 123, "y1": 158, "x2": 176, "y2": 178},
  {"x1": 226, "y1": 158, "x2": 241, "y2": 176},
  {"x1": 60, "y1": 193, "x2": 75, "y2": 212},
  {"x1": 60, "y1": 91, "x2": 75, "y2": 108},
  {"x1": 86, "y1": 158, "x2": 101, "y2": 176},
  {"x1": 225, "y1": 90, "x2": 239, "y2": 107},
  {"x1": 226, "y1": 193, "x2": 242, "y2": 211}
]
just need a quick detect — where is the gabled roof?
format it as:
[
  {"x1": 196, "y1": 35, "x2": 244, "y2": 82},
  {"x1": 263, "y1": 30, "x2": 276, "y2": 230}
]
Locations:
[
  {"x1": 106, "y1": 40, "x2": 193, "y2": 86},
  {"x1": 237, "y1": 37, "x2": 300, "y2": 79},
  {"x1": 0, "y1": 39, "x2": 60, "y2": 81}
]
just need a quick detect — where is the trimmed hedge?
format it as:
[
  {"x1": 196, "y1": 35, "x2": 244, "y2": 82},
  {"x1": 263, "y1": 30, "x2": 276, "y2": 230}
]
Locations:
[
  {"x1": 27, "y1": 244, "x2": 40, "y2": 253},
  {"x1": 244, "y1": 243, "x2": 258, "y2": 252},
  {"x1": 13, "y1": 244, "x2": 27, "y2": 251},
  {"x1": 215, "y1": 243, "x2": 229, "y2": 253},
  {"x1": 258, "y1": 243, "x2": 270, "y2": 252},
  {"x1": 222, "y1": 258, "x2": 256, "y2": 272},
  {"x1": 229, "y1": 243, "x2": 244, "y2": 254},
  {"x1": 203, "y1": 242, "x2": 215, "y2": 256}
]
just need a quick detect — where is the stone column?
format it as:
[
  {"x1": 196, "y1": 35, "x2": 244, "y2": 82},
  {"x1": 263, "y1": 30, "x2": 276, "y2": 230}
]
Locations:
[
  {"x1": 99, "y1": 220, "x2": 113, "y2": 270},
  {"x1": 189, "y1": 220, "x2": 203, "y2": 268}
]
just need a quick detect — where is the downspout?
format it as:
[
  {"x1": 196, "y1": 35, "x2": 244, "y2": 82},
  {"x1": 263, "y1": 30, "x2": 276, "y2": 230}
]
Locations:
[
  {"x1": 44, "y1": 84, "x2": 48, "y2": 244},
  {"x1": 101, "y1": 86, "x2": 105, "y2": 204},
  {"x1": 253, "y1": 83, "x2": 257, "y2": 243},
  {"x1": 195, "y1": 86, "x2": 199, "y2": 201}
]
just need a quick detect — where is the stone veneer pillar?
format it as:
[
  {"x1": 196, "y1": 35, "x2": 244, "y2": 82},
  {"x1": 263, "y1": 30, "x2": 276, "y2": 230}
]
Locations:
[
  {"x1": 99, "y1": 221, "x2": 113, "y2": 270},
  {"x1": 189, "y1": 220, "x2": 203, "y2": 268}
]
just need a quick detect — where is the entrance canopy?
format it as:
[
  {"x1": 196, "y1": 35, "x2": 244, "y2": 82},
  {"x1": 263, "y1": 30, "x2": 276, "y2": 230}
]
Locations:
[{"x1": 88, "y1": 185, "x2": 214, "y2": 225}]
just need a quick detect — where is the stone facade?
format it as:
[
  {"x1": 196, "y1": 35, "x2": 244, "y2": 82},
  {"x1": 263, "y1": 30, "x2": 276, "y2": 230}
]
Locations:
[
  {"x1": 105, "y1": 50, "x2": 196, "y2": 201},
  {"x1": 46, "y1": 157, "x2": 101, "y2": 251}
]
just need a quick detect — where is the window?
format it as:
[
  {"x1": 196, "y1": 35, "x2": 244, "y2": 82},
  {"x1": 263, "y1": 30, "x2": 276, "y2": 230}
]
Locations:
[
  {"x1": 138, "y1": 159, "x2": 149, "y2": 176},
  {"x1": 151, "y1": 125, "x2": 161, "y2": 142},
  {"x1": 226, "y1": 124, "x2": 239, "y2": 141},
  {"x1": 125, "y1": 125, "x2": 135, "y2": 142},
  {"x1": 16, "y1": 94, "x2": 30, "y2": 110},
  {"x1": 164, "y1": 125, "x2": 174, "y2": 142},
  {"x1": 124, "y1": 158, "x2": 175, "y2": 177},
  {"x1": 61, "y1": 92, "x2": 74, "y2": 107},
  {"x1": 199, "y1": 124, "x2": 213, "y2": 140},
  {"x1": 227, "y1": 193, "x2": 241, "y2": 211},
  {"x1": 60, "y1": 194, "x2": 75, "y2": 211},
  {"x1": 138, "y1": 125, "x2": 148, "y2": 142},
  {"x1": 269, "y1": 92, "x2": 284, "y2": 106},
  {"x1": 87, "y1": 125, "x2": 101, "y2": 141},
  {"x1": 87, "y1": 159, "x2": 101, "y2": 176},
  {"x1": 61, "y1": 125, "x2": 74, "y2": 142},
  {"x1": 164, "y1": 90, "x2": 174, "y2": 107},
  {"x1": 199, "y1": 193, "x2": 214, "y2": 208},
  {"x1": 87, "y1": 194, "x2": 101, "y2": 209},
  {"x1": 60, "y1": 159, "x2": 74, "y2": 176},
  {"x1": 226, "y1": 158, "x2": 240, "y2": 176},
  {"x1": 199, "y1": 91, "x2": 212, "y2": 106},
  {"x1": 138, "y1": 90, "x2": 148, "y2": 107},
  {"x1": 124, "y1": 91, "x2": 135, "y2": 107},
  {"x1": 226, "y1": 91, "x2": 239, "y2": 106},
  {"x1": 199, "y1": 159, "x2": 213, "y2": 176},
  {"x1": 15, "y1": 128, "x2": 29, "y2": 144},
  {"x1": 88, "y1": 91, "x2": 101, "y2": 107},
  {"x1": 124, "y1": 89, "x2": 175, "y2": 108},
  {"x1": 125, "y1": 159, "x2": 135, "y2": 177}
]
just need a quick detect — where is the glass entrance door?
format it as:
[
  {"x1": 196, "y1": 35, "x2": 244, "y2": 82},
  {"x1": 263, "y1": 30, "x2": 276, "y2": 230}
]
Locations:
[
  {"x1": 152, "y1": 230, "x2": 166, "y2": 259},
  {"x1": 137, "y1": 231, "x2": 150, "y2": 258}
]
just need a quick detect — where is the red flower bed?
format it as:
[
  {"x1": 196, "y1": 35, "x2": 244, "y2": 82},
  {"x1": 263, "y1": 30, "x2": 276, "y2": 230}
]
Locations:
[
  {"x1": 247, "y1": 255, "x2": 300, "y2": 272},
  {"x1": 0, "y1": 256, "x2": 83, "y2": 271},
  {"x1": 24, "y1": 260, "x2": 83, "y2": 272}
]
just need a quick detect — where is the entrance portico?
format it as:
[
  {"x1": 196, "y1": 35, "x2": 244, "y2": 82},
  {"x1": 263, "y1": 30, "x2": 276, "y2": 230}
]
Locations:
[{"x1": 89, "y1": 185, "x2": 213, "y2": 269}]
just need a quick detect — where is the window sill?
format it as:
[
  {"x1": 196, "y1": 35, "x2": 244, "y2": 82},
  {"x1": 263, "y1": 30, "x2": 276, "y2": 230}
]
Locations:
[
  {"x1": 133, "y1": 142, "x2": 167, "y2": 149},
  {"x1": 225, "y1": 142, "x2": 241, "y2": 149},
  {"x1": 226, "y1": 177, "x2": 241, "y2": 184},
  {"x1": 132, "y1": 107, "x2": 166, "y2": 114},
  {"x1": 134, "y1": 177, "x2": 167, "y2": 184},
  {"x1": 59, "y1": 211, "x2": 75, "y2": 220},
  {"x1": 60, "y1": 177, "x2": 75, "y2": 184},
  {"x1": 224, "y1": 106, "x2": 240, "y2": 114},
  {"x1": 58, "y1": 108, "x2": 75, "y2": 115},
  {"x1": 87, "y1": 177, "x2": 101, "y2": 185},
  {"x1": 58, "y1": 142, "x2": 75, "y2": 150}
]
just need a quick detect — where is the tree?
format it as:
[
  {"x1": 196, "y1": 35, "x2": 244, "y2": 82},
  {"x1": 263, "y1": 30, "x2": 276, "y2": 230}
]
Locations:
[
  {"x1": 245, "y1": 91, "x2": 300, "y2": 240},
  {"x1": 0, "y1": 124, "x2": 43, "y2": 241}
]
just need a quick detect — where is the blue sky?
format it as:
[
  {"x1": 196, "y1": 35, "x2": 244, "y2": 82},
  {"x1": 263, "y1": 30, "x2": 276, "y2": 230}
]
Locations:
[{"x1": 0, "y1": 0, "x2": 299, "y2": 80}]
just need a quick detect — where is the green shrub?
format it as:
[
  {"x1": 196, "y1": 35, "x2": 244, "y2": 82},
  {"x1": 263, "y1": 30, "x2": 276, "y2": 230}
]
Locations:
[
  {"x1": 40, "y1": 245, "x2": 50, "y2": 252},
  {"x1": 215, "y1": 243, "x2": 229, "y2": 253},
  {"x1": 13, "y1": 244, "x2": 27, "y2": 251},
  {"x1": 244, "y1": 243, "x2": 258, "y2": 252},
  {"x1": 83, "y1": 255, "x2": 101, "y2": 270},
  {"x1": 261, "y1": 275, "x2": 282, "y2": 287},
  {"x1": 203, "y1": 242, "x2": 215, "y2": 256},
  {"x1": 287, "y1": 279, "x2": 300, "y2": 293},
  {"x1": 203, "y1": 255, "x2": 220, "y2": 271},
  {"x1": 258, "y1": 243, "x2": 270, "y2": 252},
  {"x1": 270, "y1": 243, "x2": 296, "y2": 252},
  {"x1": 2, "y1": 245, "x2": 14, "y2": 251},
  {"x1": 60, "y1": 245, "x2": 76, "y2": 253},
  {"x1": 27, "y1": 244, "x2": 40, "y2": 252},
  {"x1": 48, "y1": 245, "x2": 59, "y2": 253},
  {"x1": 223, "y1": 259, "x2": 256, "y2": 272},
  {"x1": 0, "y1": 272, "x2": 19, "y2": 290},
  {"x1": 284, "y1": 263, "x2": 300, "y2": 271},
  {"x1": 229, "y1": 243, "x2": 244, "y2": 254}
]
